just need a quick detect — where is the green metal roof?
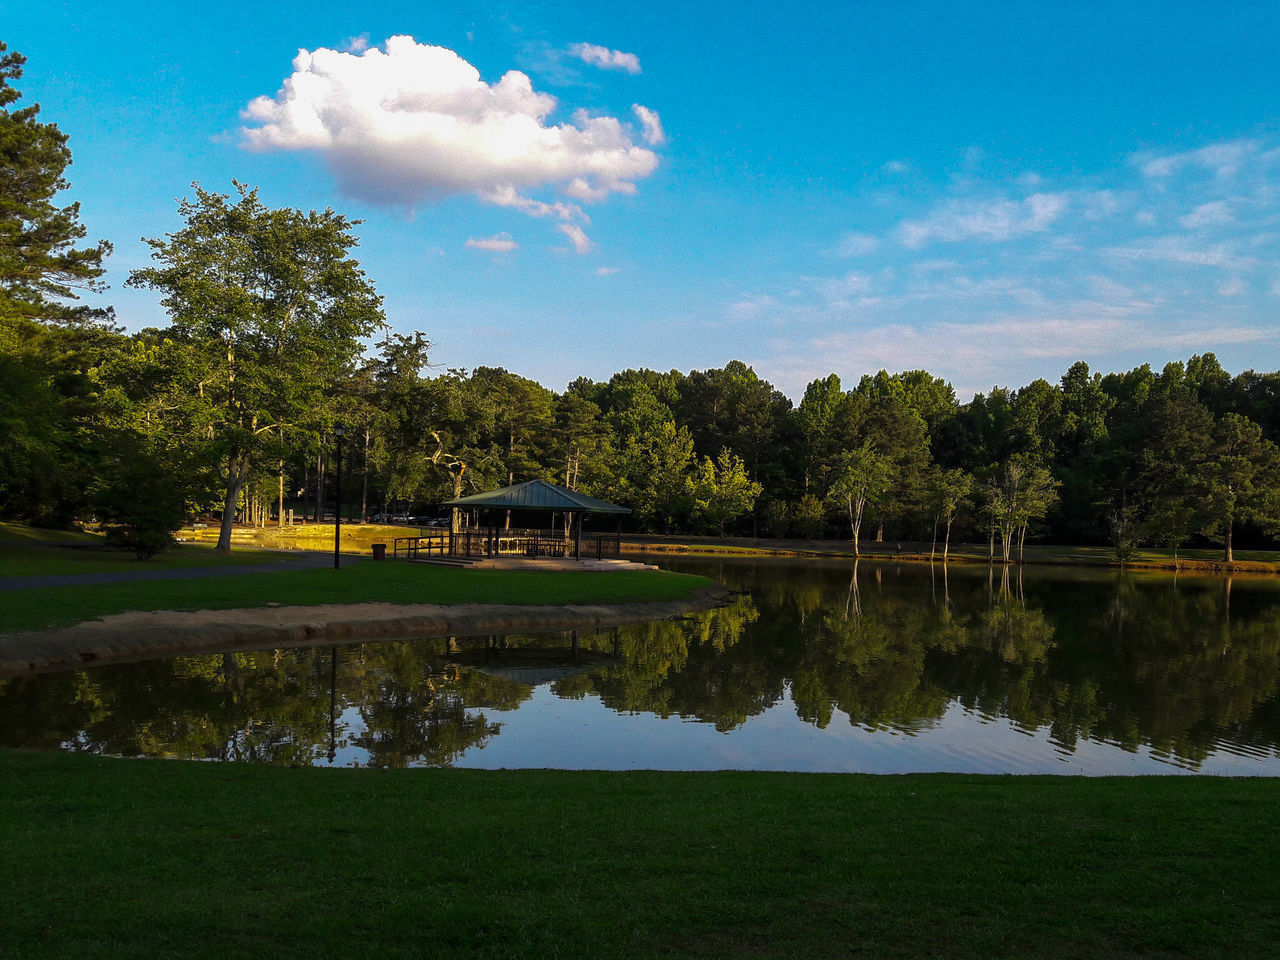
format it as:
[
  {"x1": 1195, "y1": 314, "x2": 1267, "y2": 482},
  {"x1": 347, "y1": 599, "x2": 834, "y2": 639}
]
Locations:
[{"x1": 443, "y1": 479, "x2": 631, "y2": 514}]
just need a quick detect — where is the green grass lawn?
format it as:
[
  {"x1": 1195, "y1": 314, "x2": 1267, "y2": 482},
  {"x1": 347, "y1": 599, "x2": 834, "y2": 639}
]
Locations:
[
  {"x1": 2, "y1": 750, "x2": 1277, "y2": 959},
  {"x1": 0, "y1": 537, "x2": 285, "y2": 577},
  {"x1": 0, "y1": 521, "x2": 103, "y2": 544},
  {"x1": 1, "y1": 562, "x2": 713, "y2": 633}
]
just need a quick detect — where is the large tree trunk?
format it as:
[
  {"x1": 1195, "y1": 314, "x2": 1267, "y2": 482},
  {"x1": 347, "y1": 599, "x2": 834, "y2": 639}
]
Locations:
[
  {"x1": 943, "y1": 517, "x2": 953, "y2": 562},
  {"x1": 216, "y1": 449, "x2": 251, "y2": 552},
  {"x1": 1225, "y1": 519, "x2": 1233, "y2": 563}
]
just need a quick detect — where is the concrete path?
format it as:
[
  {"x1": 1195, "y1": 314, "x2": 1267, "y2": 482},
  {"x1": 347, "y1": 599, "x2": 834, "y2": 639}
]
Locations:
[{"x1": 0, "y1": 551, "x2": 364, "y2": 592}]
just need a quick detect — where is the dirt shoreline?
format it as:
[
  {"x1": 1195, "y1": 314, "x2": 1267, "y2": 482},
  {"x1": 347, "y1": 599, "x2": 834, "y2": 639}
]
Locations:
[{"x1": 0, "y1": 585, "x2": 732, "y2": 679}]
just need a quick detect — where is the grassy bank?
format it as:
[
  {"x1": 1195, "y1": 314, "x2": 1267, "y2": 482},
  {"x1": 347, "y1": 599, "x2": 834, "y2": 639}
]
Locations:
[
  {"x1": 1, "y1": 562, "x2": 712, "y2": 633},
  {"x1": 0, "y1": 537, "x2": 282, "y2": 577},
  {"x1": 2, "y1": 750, "x2": 1276, "y2": 959}
]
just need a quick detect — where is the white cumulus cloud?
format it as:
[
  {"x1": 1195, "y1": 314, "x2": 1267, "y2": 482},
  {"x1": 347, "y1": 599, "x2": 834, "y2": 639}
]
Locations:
[
  {"x1": 569, "y1": 42, "x2": 641, "y2": 74},
  {"x1": 466, "y1": 233, "x2": 518, "y2": 253},
  {"x1": 242, "y1": 36, "x2": 660, "y2": 217}
]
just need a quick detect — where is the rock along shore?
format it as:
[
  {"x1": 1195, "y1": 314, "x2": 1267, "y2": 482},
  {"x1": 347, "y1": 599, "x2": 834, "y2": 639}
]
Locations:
[{"x1": 0, "y1": 585, "x2": 731, "y2": 679}]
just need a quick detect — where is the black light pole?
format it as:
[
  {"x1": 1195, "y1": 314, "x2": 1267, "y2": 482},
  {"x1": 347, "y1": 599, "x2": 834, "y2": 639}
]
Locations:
[{"x1": 333, "y1": 422, "x2": 345, "y2": 569}]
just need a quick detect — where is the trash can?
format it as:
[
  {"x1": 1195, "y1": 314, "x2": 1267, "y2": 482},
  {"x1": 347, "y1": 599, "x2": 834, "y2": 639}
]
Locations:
[{"x1": 372, "y1": 543, "x2": 387, "y2": 561}]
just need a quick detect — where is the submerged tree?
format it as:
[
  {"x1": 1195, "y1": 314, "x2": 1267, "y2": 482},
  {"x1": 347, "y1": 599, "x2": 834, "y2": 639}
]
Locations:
[{"x1": 128, "y1": 183, "x2": 384, "y2": 550}]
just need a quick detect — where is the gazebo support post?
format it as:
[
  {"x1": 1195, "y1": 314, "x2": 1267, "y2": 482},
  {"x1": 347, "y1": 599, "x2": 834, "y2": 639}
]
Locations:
[
  {"x1": 574, "y1": 511, "x2": 582, "y2": 560},
  {"x1": 616, "y1": 516, "x2": 622, "y2": 558}
]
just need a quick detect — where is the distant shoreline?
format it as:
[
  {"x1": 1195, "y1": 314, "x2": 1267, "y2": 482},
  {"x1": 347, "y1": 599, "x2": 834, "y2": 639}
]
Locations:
[{"x1": 621, "y1": 534, "x2": 1280, "y2": 573}]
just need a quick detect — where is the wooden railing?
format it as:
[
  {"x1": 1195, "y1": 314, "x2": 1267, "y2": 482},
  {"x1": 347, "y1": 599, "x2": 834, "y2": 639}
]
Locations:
[{"x1": 392, "y1": 528, "x2": 621, "y2": 561}]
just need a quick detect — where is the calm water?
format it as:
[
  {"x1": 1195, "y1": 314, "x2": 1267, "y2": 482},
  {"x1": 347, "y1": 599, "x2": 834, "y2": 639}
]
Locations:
[{"x1": 5, "y1": 557, "x2": 1280, "y2": 774}]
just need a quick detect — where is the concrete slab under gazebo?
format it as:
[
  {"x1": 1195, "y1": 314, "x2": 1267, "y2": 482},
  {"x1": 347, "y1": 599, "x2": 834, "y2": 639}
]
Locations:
[{"x1": 394, "y1": 479, "x2": 631, "y2": 562}]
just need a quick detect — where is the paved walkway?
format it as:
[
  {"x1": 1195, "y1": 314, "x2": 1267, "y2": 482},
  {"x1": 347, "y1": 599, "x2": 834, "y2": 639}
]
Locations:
[{"x1": 0, "y1": 551, "x2": 364, "y2": 592}]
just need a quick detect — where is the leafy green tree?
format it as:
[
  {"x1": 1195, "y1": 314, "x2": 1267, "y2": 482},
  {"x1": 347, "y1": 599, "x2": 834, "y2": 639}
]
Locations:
[
  {"x1": 0, "y1": 42, "x2": 111, "y2": 326},
  {"x1": 1206, "y1": 413, "x2": 1280, "y2": 562},
  {"x1": 985, "y1": 457, "x2": 1059, "y2": 563},
  {"x1": 793, "y1": 493, "x2": 826, "y2": 539},
  {"x1": 0, "y1": 320, "x2": 116, "y2": 523},
  {"x1": 687, "y1": 448, "x2": 763, "y2": 535},
  {"x1": 549, "y1": 391, "x2": 615, "y2": 496},
  {"x1": 827, "y1": 444, "x2": 894, "y2": 555},
  {"x1": 88, "y1": 431, "x2": 186, "y2": 558},
  {"x1": 1010, "y1": 378, "x2": 1061, "y2": 462},
  {"x1": 1131, "y1": 388, "x2": 1216, "y2": 559},
  {"x1": 471, "y1": 366, "x2": 554, "y2": 486},
  {"x1": 926, "y1": 467, "x2": 973, "y2": 561},
  {"x1": 127, "y1": 183, "x2": 384, "y2": 550},
  {"x1": 0, "y1": 43, "x2": 114, "y2": 525},
  {"x1": 795, "y1": 374, "x2": 843, "y2": 494},
  {"x1": 616, "y1": 419, "x2": 695, "y2": 532},
  {"x1": 762, "y1": 499, "x2": 792, "y2": 538}
]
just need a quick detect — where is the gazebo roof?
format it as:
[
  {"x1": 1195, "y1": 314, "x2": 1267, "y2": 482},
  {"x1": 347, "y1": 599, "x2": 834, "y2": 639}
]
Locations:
[{"x1": 443, "y1": 478, "x2": 631, "y2": 515}]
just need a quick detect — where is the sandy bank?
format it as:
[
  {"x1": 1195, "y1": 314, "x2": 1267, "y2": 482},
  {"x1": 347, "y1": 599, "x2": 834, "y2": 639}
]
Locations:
[{"x1": 0, "y1": 585, "x2": 731, "y2": 679}]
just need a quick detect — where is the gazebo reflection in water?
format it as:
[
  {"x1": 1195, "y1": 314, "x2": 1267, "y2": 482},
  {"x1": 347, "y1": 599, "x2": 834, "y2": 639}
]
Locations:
[{"x1": 392, "y1": 479, "x2": 631, "y2": 562}]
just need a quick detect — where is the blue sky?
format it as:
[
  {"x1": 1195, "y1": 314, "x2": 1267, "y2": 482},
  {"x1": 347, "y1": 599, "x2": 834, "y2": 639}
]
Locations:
[{"x1": 9, "y1": 1, "x2": 1280, "y2": 398}]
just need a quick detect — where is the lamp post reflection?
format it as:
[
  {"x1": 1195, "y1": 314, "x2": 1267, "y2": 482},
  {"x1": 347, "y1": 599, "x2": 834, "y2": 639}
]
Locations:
[{"x1": 327, "y1": 646, "x2": 338, "y2": 765}]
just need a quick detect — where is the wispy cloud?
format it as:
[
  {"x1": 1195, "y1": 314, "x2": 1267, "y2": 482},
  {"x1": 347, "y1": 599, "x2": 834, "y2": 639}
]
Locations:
[
  {"x1": 1179, "y1": 201, "x2": 1234, "y2": 229},
  {"x1": 568, "y1": 42, "x2": 641, "y2": 74},
  {"x1": 1104, "y1": 237, "x2": 1258, "y2": 271},
  {"x1": 1137, "y1": 139, "x2": 1262, "y2": 179},
  {"x1": 558, "y1": 223, "x2": 593, "y2": 254},
  {"x1": 466, "y1": 233, "x2": 518, "y2": 253},
  {"x1": 632, "y1": 104, "x2": 666, "y2": 145},
  {"x1": 897, "y1": 192, "x2": 1070, "y2": 248},
  {"x1": 830, "y1": 232, "x2": 880, "y2": 257},
  {"x1": 728, "y1": 134, "x2": 1280, "y2": 397}
]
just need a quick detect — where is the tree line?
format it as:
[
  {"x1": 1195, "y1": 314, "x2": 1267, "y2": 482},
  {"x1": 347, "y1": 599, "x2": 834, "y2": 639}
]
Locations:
[{"x1": 4, "y1": 40, "x2": 1279, "y2": 559}]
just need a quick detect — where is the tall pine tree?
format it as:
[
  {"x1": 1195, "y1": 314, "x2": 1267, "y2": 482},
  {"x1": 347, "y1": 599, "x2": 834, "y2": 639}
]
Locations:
[{"x1": 0, "y1": 42, "x2": 111, "y2": 325}]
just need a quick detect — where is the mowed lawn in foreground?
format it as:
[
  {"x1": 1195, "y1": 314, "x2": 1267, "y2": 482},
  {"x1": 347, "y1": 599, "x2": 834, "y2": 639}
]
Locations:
[
  {"x1": 1, "y1": 562, "x2": 713, "y2": 633},
  {"x1": 2, "y1": 751, "x2": 1276, "y2": 959}
]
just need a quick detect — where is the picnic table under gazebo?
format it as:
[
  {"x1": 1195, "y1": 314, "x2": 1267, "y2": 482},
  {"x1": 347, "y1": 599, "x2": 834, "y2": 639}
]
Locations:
[{"x1": 392, "y1": 479, "x2": 631, "y2": 562}]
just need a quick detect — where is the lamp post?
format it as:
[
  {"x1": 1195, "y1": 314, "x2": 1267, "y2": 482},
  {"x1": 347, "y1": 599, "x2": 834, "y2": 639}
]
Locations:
[{"x1": 333, "y1": 422, "x2": 345, "y2": 569}]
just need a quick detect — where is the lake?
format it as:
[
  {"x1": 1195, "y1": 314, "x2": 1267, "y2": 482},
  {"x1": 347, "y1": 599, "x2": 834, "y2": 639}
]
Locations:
[{"x1": 4, "y1": 557, "x2": 1280, "y2": 774}]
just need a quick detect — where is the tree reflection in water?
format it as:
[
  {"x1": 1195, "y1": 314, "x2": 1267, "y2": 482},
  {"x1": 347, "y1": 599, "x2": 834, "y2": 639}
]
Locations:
[{"x1": 3, "y1": 559, "x2": 1280, "y2": 769}]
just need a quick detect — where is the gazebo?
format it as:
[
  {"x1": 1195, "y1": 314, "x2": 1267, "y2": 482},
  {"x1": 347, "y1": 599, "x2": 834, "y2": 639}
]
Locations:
[{"x1": 437, "y1": 479, "x2": 631, "y2": 560}]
